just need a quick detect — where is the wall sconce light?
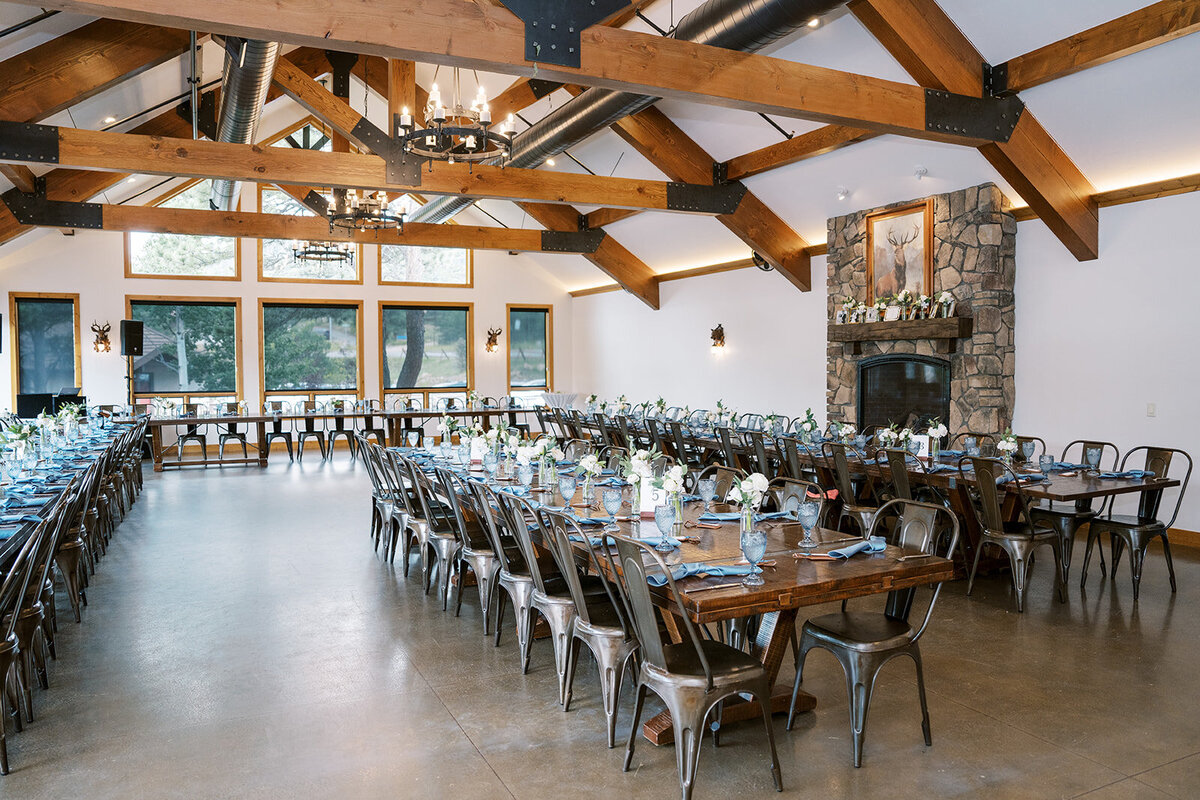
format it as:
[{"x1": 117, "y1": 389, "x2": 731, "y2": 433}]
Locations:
[
  {"x1": 485, "y1": 327, "x2": 502, "y2": 353},
  {"x1": 91, "y1": 321, "x2": 112, "y2": 353},
  {"x1": 710, "y1": 323, "x2": 726, "y2": 352},
  {"x1": 836, "y1": 186, "x2": 850, "y2": 201}
]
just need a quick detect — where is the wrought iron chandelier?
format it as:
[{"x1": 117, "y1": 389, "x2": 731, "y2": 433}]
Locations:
[
  {"x1": 292, "y1": 240, "x2": 355, "y2": 264},
  {"x1": 396, "y1": 68, "x2": 517, "y2": 165},
  {"x1": 327, "y1": 189, "x2": 404, "y2": 233}
]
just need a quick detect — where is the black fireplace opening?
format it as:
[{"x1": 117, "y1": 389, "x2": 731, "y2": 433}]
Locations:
[{"x1": 857, "y1": 354, "x2": 950, "y2": 432}]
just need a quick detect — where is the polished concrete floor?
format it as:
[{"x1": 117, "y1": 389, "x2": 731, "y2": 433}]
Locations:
[{"x1": 5, "y1": 458, "x2": 1200, "y2": 799}]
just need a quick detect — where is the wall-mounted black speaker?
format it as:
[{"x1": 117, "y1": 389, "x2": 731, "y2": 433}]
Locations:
[{"x1": 120, "y1": 319, "x2": 143, "y2": 356}]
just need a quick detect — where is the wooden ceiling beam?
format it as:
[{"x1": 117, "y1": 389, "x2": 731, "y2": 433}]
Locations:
[
  {"x1": 850, "y1": 0, "x2": 1100, "y2": 261},
  {"x1": 584, "y1": 207, "x2": 641, "y2": 228},
  {"x1": 15, "y1": 0, "x2": 1015, "y2": 146},
  {"x1": 599, "y1": 102, "x2": 813, "y2": 290},
  {"x1": 723, "y1": 126, "x2": 879, "y2": 182},
  {"x1": 0, "y1": 18, "x2": 192, "y2": 123},
  {"x1": 518, "y1": 201, "x2": 659, "y2": 310},
  {"x1": 1001, "y1": 0, "x2": 1200, "y2": 93},
  {"x1": 0, "y1": 165, "x2": 37, "y2": 194}
]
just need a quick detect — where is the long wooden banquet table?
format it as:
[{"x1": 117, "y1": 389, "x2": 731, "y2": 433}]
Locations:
[
  {"x1": 0, "y1": 423, "x2": 129, "y2": 565},
  {"x1": 453, "y1": 464, "x2": 956, "y2": 746},
  {"x1": 143, "y1": 407, "x2": 534, "y2": 471}
]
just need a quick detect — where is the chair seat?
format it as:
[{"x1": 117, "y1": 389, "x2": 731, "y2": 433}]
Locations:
[
  {"x1": 656, "y1": 638, "x2": 766, "y2": 682},
  {"x1": 804, "y1": 611, "x2": 915, "y2": 652},
  {"x1": 1089, "y1": 514, "x2": 1165, "y2": 534},
  {"x1": 1031, "y1": 505, "x2": 1097, "y2": 522},
  {"x1": 984, "y1": 521, "x2": 1057, "y2": 540}
]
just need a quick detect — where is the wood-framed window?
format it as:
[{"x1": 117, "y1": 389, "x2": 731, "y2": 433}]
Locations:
[
  {"x1": 123, "y1": 179, "x2": 241, "y2": 280},
  {"x1": 9, "y1": 292, "x2": 81, "y2": 405},
  {"x1": 379, "y1": 301, "x2": 473, "y2": 409},
  {"x1": 256, "y1": 184, "x2": 363, "y2": 284},
  {"x1": 378, "y1": 244, "x2": 473, "y2": 287},
  {"x1": 507, "y1": 304, "x2": 552, "y2": 395},
  {"x1": 259, "y1": 300, "x2": 363, "y2": 407},
  {"x1": 126, "y1": 296, "x2": 242, "y2": 411}
]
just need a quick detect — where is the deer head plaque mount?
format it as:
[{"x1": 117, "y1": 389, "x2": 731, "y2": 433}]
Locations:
[
  {"x1": 91, "y1": 320, "x2": 112, "y2": 353},
  {"x1": 485, "y1": 327, "x2": 502, "y2": 353}
]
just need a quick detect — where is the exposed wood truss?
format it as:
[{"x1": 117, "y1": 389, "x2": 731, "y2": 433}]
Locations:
[
  {"x1": 850, "y1": 0, "x2": 1100, "y2": 261},
  {"x1": 14, "y1": 0, "x2": 1023, "y2": 146},
  {"x1": 722, "y1": 126, "x2": 879, "y2": 182},
  {"x1": 1000, "y1": 0, "x2": 1200, "y2": 93}
]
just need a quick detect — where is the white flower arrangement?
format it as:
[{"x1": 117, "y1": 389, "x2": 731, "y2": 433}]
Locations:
[
  {"x1": 655, "y1": 396, "x2": 667, "y2": 414},
  {"x1": 838, "y1": 422, "x2": 857, "y2": 441},
  {"x1": 727, "y1": 473, "x2": 769, "y2": 508},
  {"x1": 550, "y1": 447, "x2": 565, "y2": 462},
  {"x1": 878, "y1": 427, "x2": 899, "y2": 445},
  {"x1": 842, "y1": 295, "x2": 857, "y2": 310},
  {"x1": 3, "y1": 422, "x2": 35, "y2": 442},
  {"x1": 514, "y1": 445, "x2": 537, "y2": 466},
  {"x1": 899, "y1": 427, "x2": 916, "y2": 444},
  {"x1": 484, "y1": 426, "x2": 501, "y2": 442},
  {"x1": 577, "y1": 453, "x2": 602, "y2": 477},
  {"x1": 896, "y1": 289, "x2": 913, "y2": 306},
  {"x1": 997, "y1": 430, "x2": 1018, "y2": 453},
  {"x1": 623, "y1": 448, "x2": 655, "y2": 481},
  {"x1": 436, "y1": 415, "x2": 457, "y2": 437},
  {"x1": 938, "y1": 291, "x2": 953, "y2": 304},
  {"x1": 927, "y1": 421, "x2": 948, "y2": 439},
  {"x1": 654, "y1": 463, "x2": 687, "y2": 495}
]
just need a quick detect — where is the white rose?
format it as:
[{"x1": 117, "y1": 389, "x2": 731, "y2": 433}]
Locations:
[
  {"x1": 749, "y1": 473, "x2": 769, "y2": 494},
  {"x1": 802, "y1": 421, "x2": 814, "y2": 432}
]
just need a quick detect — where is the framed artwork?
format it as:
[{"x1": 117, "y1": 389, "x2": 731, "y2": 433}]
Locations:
[
  {"x1": 883, "y1": 305, "x2": 903, "y2": 322},
  {"x1": 835, "y1": 309, "x2": 848, "y2": 324},
  {"x1": 865, "y1": 308, "x2": 879, "y2": 323},
  {"x1": 866, "y1": 199, "x2": 934, "y2": 303}
]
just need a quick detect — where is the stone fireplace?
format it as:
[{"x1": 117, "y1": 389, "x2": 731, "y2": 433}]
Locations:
[{"x1": 826, "y1": 183, "x2": 1016, "y2": 437}]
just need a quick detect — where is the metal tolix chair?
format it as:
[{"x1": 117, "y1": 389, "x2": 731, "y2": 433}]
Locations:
[
  {"x1": 608, "y1": 534, "x2": 782, "y2": 800},
  {"x1": 786, "y1": 499, "x2": 959, "y2": 767}
]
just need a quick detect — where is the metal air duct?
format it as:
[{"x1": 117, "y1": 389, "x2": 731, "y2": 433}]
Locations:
[{"x1": 209, "y1": 38, "x2": 281, "y2": 211}]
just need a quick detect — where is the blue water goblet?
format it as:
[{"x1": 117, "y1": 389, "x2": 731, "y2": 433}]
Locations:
[
  {"x1": 558, "y1": 474, "x2": 577, "y2": 507},
  {"x1": 653, "y1": 503, "x2": 676, "y2": 553}
]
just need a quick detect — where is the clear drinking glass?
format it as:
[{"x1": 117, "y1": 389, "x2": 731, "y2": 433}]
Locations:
[
  {"x1": 697, "y1": 478, "x2": 717, "y2": 512},
  {"x1": 602, "y1": 488, "x2": 623, "y2": 530},
  {"x1": 517, "y1": 463, "x2": 534, "y2": 489},
  {"x1": 558, "y1": 474, "x2": 577, "y2": 507},
  {"x1": 653, "y1": 503, "x2": 677, "y2": 552},
  {"x1": 964, "y1": 436, "x2": 977, "y2": 453},
  {"x1": 482, "y1": 451, "x2": 498, "y2": 483},
  {"x1": 1039, "y1": 454, "x2": 1055, "y2": 474},
  {"x1": 966, "y1": 444, "x2": 981, "y2": 458},
  {"x1": 740, "y1": 527, "x2": 767, "y2": 586},
  {"x1": 1022, "y1": 441, "x2": 1036, "y2": 463},
  {"x1": 456, "y1": 443, "x2": 471, "y2": 465},
  {"x1": 797, "y1": 500, "x2": 820, "y2": 549},
  {"x1": 1085, "y1": 447, "x2": 1102, "y2": 475}
]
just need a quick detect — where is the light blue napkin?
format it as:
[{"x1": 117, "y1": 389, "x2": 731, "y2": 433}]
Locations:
[
  {"x1": 755, "y1": 510, "x2": 795, "y2": 521},
  {"x1": 1100, "y1": 470, "x2": 1155, "y2": 480},
  {"x1": 680, "y1": 493, "x2": 702, "y2": 502},
  {"x1": 827, "y1": 538, "x2": 888, "y2": 559},
  {"x1": 2, "y1": 496, "x2": 49, "y2": 508},
  {"x1": 698, "y1": 511, "x2": 743, "y2": 522},
  {"x1": 940, "y1": 449, "x2": 965, "y2": 458},
  {"x1": 570, "y1": 514, "x2": 614, "y2": 526},
  {"x1": 1053, "y1": 462, "x2": 1087, "y2": 470},
  {"x1": 646, "y1": 562, "x2": 760, "y2": 586},
  {"x1": 928, "y1": 464, "x2": 957, "y2": 474},
  {"x1": 639, "y1": 534, "x2": 684, "y2": 550},
  {"x1": 0, "y1": 514, "x2": 41, "y2": 524},
  {"x1": 597, "y1": 477, "x2": 627, "y2": 486},
  {"x1": 569, "y1": 533, "x2": 612, "y2": 547},
  {"x1": 998, "y1": 474, "x2": 1047, "y2": 485}
]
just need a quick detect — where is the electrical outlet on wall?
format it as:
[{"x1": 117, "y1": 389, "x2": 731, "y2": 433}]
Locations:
[{"x1": 1146, "y1": 402, "x2": 1157, "y2": 418}]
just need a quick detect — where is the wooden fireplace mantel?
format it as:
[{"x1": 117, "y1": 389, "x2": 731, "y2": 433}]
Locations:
[{"x1": 828, "y1": 316, "x2": 974, "y2": 355}]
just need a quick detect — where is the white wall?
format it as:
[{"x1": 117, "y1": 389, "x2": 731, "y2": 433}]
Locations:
[
  {"x1": 1014, "y1": 191, "x2": 1200, "y2": 531},
  {"x1": 0, "y1": 227, "x2": 572, "y2": 407},
  {"x1": 571, "y1": 260, "x2": 829, "y2": 419}
]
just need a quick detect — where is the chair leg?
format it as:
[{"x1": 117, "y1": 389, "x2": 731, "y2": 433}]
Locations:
[
  {"x1": 911, "y1": 647, "x2": 932, "y2": 746},
  {"x1": 563, "y1": 636, "x2": 582, "y2": 712},
  {"x1": 1080, "y1": 528, "x2": 1099, "y2": 588},
  {"x1": 1050, "y1": 540, "x2": 1068, "y2": 604},
  {"x1": 520, "y1": 598, "x2": 538, "y2": 674},
  {"x1": 842, "y1": 652, "x2": 880, "y2": 768},
  {"x1": 1009, "y1": 551, "x2": 1029, "y2": 613},
  {"x1": 786, "y1": 636, "x2": 814, "y2": 731},
  {"x1": 1128, "y1": 535, "x2": 1145, "y2": 601},
  {"x1": 493, "y1": 590, "x2": 507, "y2": 647},
  {"x1": 753, "y1": 680, "x2": 784, "y2": 791},
  {"x1": 1162, "y1": 534, "x2": 1177, "y2": 593},
  {"x1": 966, "y1": 539, "x2": 986, "y2": 597},
  {"x1": 623, "y1": 683, "x2": 648, "y2": 772},
  {"x1": 664, "y1": 694, "x2": 708, "y2": 800}
]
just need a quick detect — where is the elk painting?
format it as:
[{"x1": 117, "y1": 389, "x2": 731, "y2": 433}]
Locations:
[{"x1": 865, "y1": 199, "x2": 934, "y2": 303}]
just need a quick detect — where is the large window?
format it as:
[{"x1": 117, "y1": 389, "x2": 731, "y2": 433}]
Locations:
[
  {"x1": 379, "y1": 246, "x2": 472, "y2": 286},
  {"x1": 128, "y1": 298, "x2": 240, "y2": 402},
  {"x1": 261, "y1": 302, "x2": 361, "y2": 401},
  {"x1": 380, "y1": 303, "x2": 471, "y2": 406},
  {"x1": 10, "y1": 294, "x2": 80, "y2": 397},
  {"x1": 258, "y1": 187, "x2": 361, "y2": 283},
  {"x1": 125, "y1": 180, "x2": 240, "y2": 279},
  {"x1": 507, "y1": 305, "x2": 551, "y2": 392}
]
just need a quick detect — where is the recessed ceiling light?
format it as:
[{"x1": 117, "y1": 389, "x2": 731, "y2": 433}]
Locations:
[
  {"x1": 103, "y1": 116, "x2": 117, "y2": 124},
  {"x1": 837, "y1": 186, "x2": 849, "y2": 201},
  {"x1": 127, "y1": 177, "x2": 136, "y2": 183},
  {"x1": 545, "y1": 158, "x2": 556, "y2": 167},
  {"x1": 807, "y1": 17, "x2": 821, "y2": 28}
]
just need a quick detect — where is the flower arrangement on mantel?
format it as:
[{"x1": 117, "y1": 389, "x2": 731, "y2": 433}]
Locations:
[{"x1": 834, "y1": 290, "x2": 956, "y2": 323}]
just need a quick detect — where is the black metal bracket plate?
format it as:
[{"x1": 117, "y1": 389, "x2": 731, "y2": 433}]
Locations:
[
  {"x1": 666, "y1": 181, "x2": 747, "y2": 214},
  {"x1": 175, "y1": 91, "x2": 218, "y2": 140},
  {"x1": 300, "y1": 189, "x2": 330, "y2": 217},
  {"x1": 325, "y1": 50, "x2": 359, "y2": 99},
  {"x1": 526, "y1": 78, "x2": 563, "y2": 100},
  {"x1": 498, "y1": 0, "x2": 630, "y2": 69},
  {"x1": 2, "y1": 178, "x2": 103, "y2": 229},
  {"x1": 982, "y1": 62, "x2": 1010, "y2": 97},
  {"x1": 349, "y1": 117, "x2": 423, "y2": 186},
  {"x1": 925, "y1": 89, "x2": 1024, "y2": 142},
  {"x1": 541, "y1": 228, "x2": 606, "y2": 254},
  {"x1": 0, "y1": 120, "x2": 59, "y2": 164}
]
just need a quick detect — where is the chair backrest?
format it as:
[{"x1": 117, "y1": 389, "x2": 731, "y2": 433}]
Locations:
[
  {"x1": 563, "y1": 438, "x2": 592, "y2": 462},
  {"x1": 961, "y1": 456, "x2": 1037, "y2": 533},
  {"x1": 433, "y1": 466, "x2": 487, "y2": 551},
  {"x1": 715, "y1": 426, "x2": 743, "y2": 471},
  {"x1": 606, "y1": 534, "x2": 714, "y2": 689},
  {"x1": 645, "y1": 419, "x2": 676, "y2": 461},
  {"x1": 822, "y1": 441, "x2": 874, "y2": 507},
  {"x1": 739, "y1": 413, "x2": 764, "y2": 431},
  {"x1": 866, "y1": 498, "x2": 959, "y2": 636},
  {"x1": 768, "y1": 477, "x2": 826, "y2": 520},
  {"x1": 666, "y1": 422, "x2": 697, "y2": 470},
  {"x1": 951, "y1": 430, "x2": 996, "y2": 454},
  {"x1": 463, "y1": 480, "x2": 521, "y2": 575},
  {"x1": 776, "y1": 436, "x2": 804, "y2": 480},
  {"x1": 1062, "y1": 439, "x2": 1120, "y2": 471},
  {"x1": 540, "y1": 510, "x2": 625, "y2": 630},
  {"x1": 1119, "y1": 446, "x2": 1193, "y2": 527},
  {"x1": 742, "y1": 429, "x2": 773, "y2": 476},
  {"x1": 599, "y1": 445, "x2": 627, "y2": 469},
  {"x1": 697, "y1": 464, "x2": 741, "y2": 502},
  {"x1": 496, "y1": 491, "x2": 560, "y2": 592},
  {"x1": 1013, "y1": 435, "x2": 1047, "y2": 464},
  {"x1": 0, "y1": 520, "x2": 44, "y2": 641},
  {"x1": 881, "y1": 447, "x2": 926, "y2": 500}
]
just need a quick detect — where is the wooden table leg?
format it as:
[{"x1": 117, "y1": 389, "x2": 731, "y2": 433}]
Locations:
[
  {"x1": 642, "y1": 607, "x2": 809, "y2": 745},
  {"x1": 151, "y1": 426, "x2": 164, "y2": 472},
  {"x1": 256, "y1": 421, "x2": 269, "y2": 467}
]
